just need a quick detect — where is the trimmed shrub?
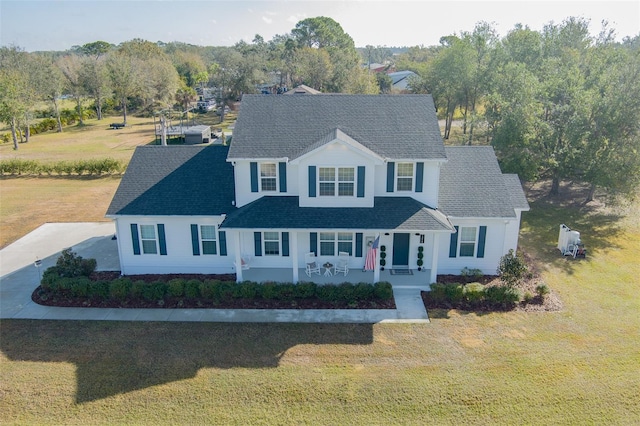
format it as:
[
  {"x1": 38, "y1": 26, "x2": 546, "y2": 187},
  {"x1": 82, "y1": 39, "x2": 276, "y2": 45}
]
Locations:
[
  {"x1": 55, "y1": 248, "x2": 96, "y2": 278},
  {"x1": 167, "y1": 278, "x2": 185, "y2": 298},
  {"x1": 536, "y1": 283, "x2": 550, "y2": 301},
  {"x1": 142, "y1": 281, "x2": 167, "y2": 301},
  {"x1": 463, "y1": 282, "x2": 485, "y2": 307},
  {"x1": 374, "y1": 281, "x2": 393, "y2": 300},
  {"x1": 184, "y1": 279, "x2": 201, "y2": 298},
  {"x1": 199, "y1": 279, "x2": 219, "y2": 300},
  {"x1": 523, "y1": 292, "x2": 534, "y2": 304},
  {"x1": 353, "y1": 282, "x2": 374, "y2": 301},
  {"x1": 444, "y1": 283, "x2": 464, "y2": 306},
  {"x1": 89, "y1": 280, "x2": 110, "y2": 299},
  {"x1": 497, "y1": 250, "x2": 528, "y2": 287},
  {"x1": 260, "y1": 282, "x2": 279, "y2": 300},
  {"x1": 485, "y1": 285, "x2": 520, "y2": 310},
  {"x1": 461, "y1": 267, "x2": 483, "y2": 281},
  {"x1": 317, "y1": 284, "x2": 341, "y2": 302},
  {"x1": 235, "y1": 281, "x2": 259, "y2": 299},
  {"x1": 426, "y1": 283, "x2": 448, "y2": 305},
  {"x1": 130, "y1": 280, "x2": 146, "y2": 299},
  {"x1": 70, "y1": 277, "x2": 91, "y2": 298},
  {"x1": 109, "y1": 277, "x2": 132, "y2": 300},
  {"x1": 275, "y1": 283, "x2": 297, "y2": 301},
  {"x1": 294, "y1": 282, "x2": 317, "y2": 299},
  {"x1": 338, "y1": 282, "x2": 355, "y2": 303}
]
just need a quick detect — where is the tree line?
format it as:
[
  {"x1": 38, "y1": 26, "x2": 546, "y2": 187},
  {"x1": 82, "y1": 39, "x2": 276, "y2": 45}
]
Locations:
[
  {"x1": 0, "y1": 17, "x2": 376, "y2": 150},
  {"x1": 401, "y1": 18, "x2": 640, "y2": 202},
  {"x1": 1, "y1": 16, "x2": 639, "y2": 201}
]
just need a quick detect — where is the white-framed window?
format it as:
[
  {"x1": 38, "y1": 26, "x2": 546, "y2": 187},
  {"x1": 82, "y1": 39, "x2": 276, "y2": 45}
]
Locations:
[
  {"x1": 320, "y1": 232, "x2": 353, "y2": 256},
  {"x1": 140, "y1": 224, "x2": 158, "y2": 254},
  {"x1": 396, "y1": 163, "x2": 414, "y2": 191},
  {"x1": 200, "y1": 225, "x2": 217, "y2": 255},
  {"x1": 319, "y1": 167, "x2": 355, "y2": 196},
  {"x1": 459, "y1": 226, "x2": 477, "y2": 257},
  {"x1": 263, "y1": 232, "x2": 280, "y2": 256},
  {"x1": 337, "y1": 232, "x2": 354, "y2": 255},
  {"x1": 260, "y1": 163, "x2": 277, "y2": 192}
]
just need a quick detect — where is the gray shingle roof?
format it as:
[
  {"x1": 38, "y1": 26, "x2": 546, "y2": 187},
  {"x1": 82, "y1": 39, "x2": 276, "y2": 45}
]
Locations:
[
  {"x1": 227, "y1": 94, "x2": 446, "y2": 160},
  {"x1": 503, "y1": 174, "x2": 531, "y2": 211},
  {"x1": 220, "y1": 196, "x2": 453, "y2": 231},
  {"x1": 438, "y1": 146, "x2": 529, "y2": 218},
  {"x1": 106, "y1": 145, "x2": 234, "y2": 216}
]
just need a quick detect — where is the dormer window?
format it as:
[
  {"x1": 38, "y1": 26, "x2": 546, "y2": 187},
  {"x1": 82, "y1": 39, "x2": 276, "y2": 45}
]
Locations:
[
  {"x1": 260, "y1": 163, "x2": 277, "y2": 191},
  {"x1": 319, "y1": 167, "x2": 354, "y2": 196},
  {"x1": 396, "y1": 163, "x2": 414, "y2": 191}
]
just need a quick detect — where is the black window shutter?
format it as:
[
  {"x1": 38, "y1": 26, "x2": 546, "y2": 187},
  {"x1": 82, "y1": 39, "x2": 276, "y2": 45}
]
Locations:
[
  {"x1": 157, "y1": 224, "x2": 167, "y2": 256},
  {"x1": 219, "y1": 231, "x2": 227, "y2": 256},
  {"x1": 415, "y1": 162, "x2": 424, "y2": 192},
  {"x1": 130, "y1": 223, "x2": 140, "y2": 255},
  {"x1": 190, "y1": 224, "x2": 200, "y2": 256},
  {"x1": 449, "y1": 226, "x2": 459, "y2": 258},
  {"x1": 357, "y1": 166, "x2": 365, "y2": 197},
  {"x1": 279, "y1": 162, "x2": 287, "y2": 192},
  {"x1": 355, "y1": 233, "x2": 363, "y2": 257},
  {"x1": 254, "y1": 232, "x2": 262, "y2": 256},
  {"x1": 282, "y1": 232, "x2": 289, "y2": 256},
  {"x1": 309, "y1": 232, "x2": 317, "y2": 255},
  {"x1": 250, "y1": 162, "x2": 258, "y2": 192},
  {"x1": 386, "y1": 162, "x2": 395, "y2": 192},
  {"x1": 477, "y1": 226, "x2": 487, "y2": 258},
  {"x1": 308, "y1": 166, "x2": 316, "y2": 197}
]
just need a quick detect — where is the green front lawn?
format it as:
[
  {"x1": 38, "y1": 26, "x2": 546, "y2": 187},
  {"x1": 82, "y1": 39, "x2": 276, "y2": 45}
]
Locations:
[{"x1": 2, "y1": 192, "x2": 639, "y2": 424}]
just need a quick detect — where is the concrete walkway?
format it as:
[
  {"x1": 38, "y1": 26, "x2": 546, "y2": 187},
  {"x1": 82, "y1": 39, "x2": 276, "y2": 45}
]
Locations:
[{"x1": 0, "y1": 223, "x2": 429, "y2": 324}]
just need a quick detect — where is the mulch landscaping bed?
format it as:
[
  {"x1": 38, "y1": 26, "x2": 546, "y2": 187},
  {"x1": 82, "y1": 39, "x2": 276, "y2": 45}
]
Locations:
[{"x1": 32, "y1": 272, "x2": 396, "y2": 310}]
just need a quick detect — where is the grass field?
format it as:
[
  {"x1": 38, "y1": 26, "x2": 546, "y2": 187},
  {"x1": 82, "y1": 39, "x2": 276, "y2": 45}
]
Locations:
[{"x1": 1, "y1": 117, "x2": 639, "y2": 424}]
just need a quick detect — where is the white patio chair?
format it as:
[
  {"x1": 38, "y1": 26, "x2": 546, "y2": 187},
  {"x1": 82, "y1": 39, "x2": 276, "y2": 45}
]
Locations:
[
  {"x1": 305, "y1": 252, "x2": 321, "y2": 277},
  {"x1": 334, "y1": 251, "x2": 350, "y2": 276}
]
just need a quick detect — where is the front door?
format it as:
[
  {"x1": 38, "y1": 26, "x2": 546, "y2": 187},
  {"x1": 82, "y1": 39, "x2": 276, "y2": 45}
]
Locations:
[{"x1": 392, "y1": 233, "x2": 410, "y2": 267}]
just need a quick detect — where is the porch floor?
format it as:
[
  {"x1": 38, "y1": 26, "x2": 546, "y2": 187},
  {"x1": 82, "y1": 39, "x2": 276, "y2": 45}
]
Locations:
[{"x1": 241, "y1": 268, "x2": 432, "y2": 289}]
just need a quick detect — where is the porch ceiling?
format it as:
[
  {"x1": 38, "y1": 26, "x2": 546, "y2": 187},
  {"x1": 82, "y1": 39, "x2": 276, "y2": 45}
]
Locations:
[{"x1": 221, "y1": 196, "x2": 453, "y2": 231}]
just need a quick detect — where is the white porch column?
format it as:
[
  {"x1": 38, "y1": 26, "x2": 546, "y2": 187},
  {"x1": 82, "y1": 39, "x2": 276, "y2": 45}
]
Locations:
[
  {"x1": 234, "y1": 231, "x2": 243, "y2": 282},
  {"x1": 430, "y1": 233, "x2": 440, "y2": 283},
  {"x1": 291, "y1": 231, "x2": 299, "y2": 283}
]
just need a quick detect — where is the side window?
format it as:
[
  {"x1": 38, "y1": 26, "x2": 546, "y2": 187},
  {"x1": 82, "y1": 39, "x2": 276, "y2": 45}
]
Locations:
[
  {"x1": 459, "y1": 227, "x2": 477, "y2": 257},
  {"x1": 396, "y1": 163, "x2": 414, "y2": 191},
  {"x1": 140, "y1": 225, "x2": 158, "y2": 254},
  {"x1": 200, "y1": 225, "x2": 217, "y2": 255},
  {"x1": 263, "y1": 232, "x2": 280, "y2": 255},
  {"x1": 260, "y1": 163, "x2": 277, "y2": 191}
]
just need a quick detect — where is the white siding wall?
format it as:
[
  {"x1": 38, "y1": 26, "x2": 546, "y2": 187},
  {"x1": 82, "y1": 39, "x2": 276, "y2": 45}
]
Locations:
[
  {"x1": 437, "y1": 218, "x2": 521, "y2": 275},
  {"x1": 372, "y1": 161, "x2": 441, "y2": 208},
  {"x1": 115, "y1": 216, "x2": 235, "y2": 275}
]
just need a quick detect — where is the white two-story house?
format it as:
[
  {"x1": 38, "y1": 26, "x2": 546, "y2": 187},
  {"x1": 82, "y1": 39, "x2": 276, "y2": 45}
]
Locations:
[{"x1": 106, "y1": 94, "x2": 529, "y2": 284}]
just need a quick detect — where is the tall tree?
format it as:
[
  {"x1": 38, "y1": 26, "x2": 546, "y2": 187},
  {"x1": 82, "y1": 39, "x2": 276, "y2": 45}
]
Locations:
[
  {"x1": 106, "y1": 52, "x2": 141, "y2": 124},
  {"x1": 56, "y1": 54, "x2": 86, "y2": 125}
]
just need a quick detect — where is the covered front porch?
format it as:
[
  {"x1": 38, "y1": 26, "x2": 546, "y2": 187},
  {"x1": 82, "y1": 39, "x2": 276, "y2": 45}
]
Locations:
[{"x1": 241, "y1": 267, "x2": 433, "y2": 289}]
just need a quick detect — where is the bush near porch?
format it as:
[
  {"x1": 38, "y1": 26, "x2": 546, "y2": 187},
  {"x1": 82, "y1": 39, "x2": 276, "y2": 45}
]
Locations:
[{"x1": 34, "y1": 263, "x2": 395, "y2": 309}]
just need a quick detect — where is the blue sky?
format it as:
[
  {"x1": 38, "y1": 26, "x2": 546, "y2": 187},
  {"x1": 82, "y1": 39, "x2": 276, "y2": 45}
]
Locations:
[{"x1": 1, "y1": 0, "x2": 638, "y2": 51}]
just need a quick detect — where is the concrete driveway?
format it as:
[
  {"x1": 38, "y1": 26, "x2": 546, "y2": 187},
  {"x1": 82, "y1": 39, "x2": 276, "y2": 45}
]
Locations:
[{"x1": 0, "y1": 223, "x2": 429, "y2": 323}]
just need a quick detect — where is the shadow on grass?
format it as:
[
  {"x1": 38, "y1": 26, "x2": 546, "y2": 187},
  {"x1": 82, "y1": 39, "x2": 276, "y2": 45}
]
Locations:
[
  {"x1": 520, "y1": 200, "x2": 624, "y2": 275},
  {"x1": 0, "y1": 320, "x2": 373, "y2": 404}
]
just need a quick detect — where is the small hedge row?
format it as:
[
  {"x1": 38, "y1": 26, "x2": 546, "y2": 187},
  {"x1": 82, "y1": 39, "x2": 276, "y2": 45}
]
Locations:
[
  {"x1": 424, "y1": 282, "x2": 521, "y2": 311},
  {"x1": 0, "y1": 158, "x2": 124, "y2": 176},
  {"x1": 40, "y1": 275, "x2": 394, "y2": 305}
]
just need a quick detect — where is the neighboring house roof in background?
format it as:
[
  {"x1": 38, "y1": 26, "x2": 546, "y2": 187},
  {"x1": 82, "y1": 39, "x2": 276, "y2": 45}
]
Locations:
[
  {"x1": 284, "y1": 85, "x2": 321, "y2": 95},
  {"x1": 221, "y1": 196, "x2": 453, "y2": 231},
  {"x1": 228, "y1": 94, "x2": 446, "y2": 161},
  {"x1": 106, "y1": 145, "x2": 234, "y2": 216},
  {"x1": 388, "y1": 71, "x2": 417, "y2": 90},
  {"x1": 438, "y1": 146, "x2": 528, "y2": 218}
]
